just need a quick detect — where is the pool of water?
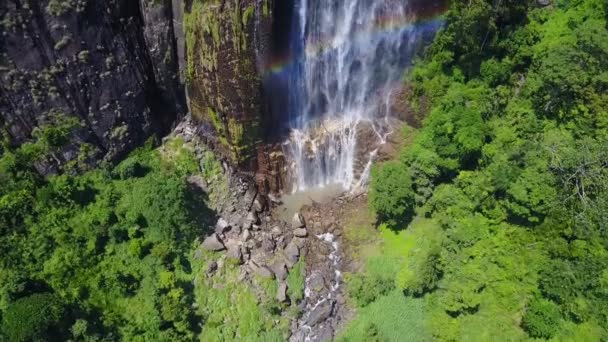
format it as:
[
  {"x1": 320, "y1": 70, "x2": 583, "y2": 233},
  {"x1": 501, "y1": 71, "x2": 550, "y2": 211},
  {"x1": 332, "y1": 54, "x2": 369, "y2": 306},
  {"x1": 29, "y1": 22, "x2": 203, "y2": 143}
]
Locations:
[{"x1": 277, "y1": 184, "x2": 345, "y2": 222}]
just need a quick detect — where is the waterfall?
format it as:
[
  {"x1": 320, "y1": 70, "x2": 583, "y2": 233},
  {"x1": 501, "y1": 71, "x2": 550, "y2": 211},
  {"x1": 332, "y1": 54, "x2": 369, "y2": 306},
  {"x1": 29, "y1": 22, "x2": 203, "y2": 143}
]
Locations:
[{"x1": 283, "y1": 0, "x2": 442, "y2": 193}]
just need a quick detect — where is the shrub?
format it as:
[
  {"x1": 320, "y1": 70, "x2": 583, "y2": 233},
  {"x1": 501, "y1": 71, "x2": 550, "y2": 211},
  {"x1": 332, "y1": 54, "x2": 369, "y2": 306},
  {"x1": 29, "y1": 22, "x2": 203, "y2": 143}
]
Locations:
[{"x1": 521, "y1": 296, "x2": 562, "y2": 339}]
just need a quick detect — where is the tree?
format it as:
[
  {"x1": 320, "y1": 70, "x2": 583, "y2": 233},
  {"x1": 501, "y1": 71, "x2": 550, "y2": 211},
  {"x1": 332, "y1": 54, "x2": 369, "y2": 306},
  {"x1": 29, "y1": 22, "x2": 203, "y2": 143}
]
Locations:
[
  {"x1": 1, "y1": 293, "x2": 65, "y2": 342},
  {"x1": 369, "y1": 161, "x2": 414, "y2": 228}
]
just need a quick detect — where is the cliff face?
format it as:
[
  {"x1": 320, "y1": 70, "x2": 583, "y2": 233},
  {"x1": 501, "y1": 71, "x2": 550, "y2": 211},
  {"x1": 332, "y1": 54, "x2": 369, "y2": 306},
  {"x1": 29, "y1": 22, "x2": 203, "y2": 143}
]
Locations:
[
  {"x1": 0, "y1": 0, "x2": 186, "y2": 169},
  {"x1": 184, "y1": 0, "x2": 274, "y2": 170}
]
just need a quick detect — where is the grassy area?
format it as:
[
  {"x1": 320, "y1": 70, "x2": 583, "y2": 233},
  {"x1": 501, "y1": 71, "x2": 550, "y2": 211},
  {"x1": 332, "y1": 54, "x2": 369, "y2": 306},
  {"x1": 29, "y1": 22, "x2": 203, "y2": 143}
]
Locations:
[{"x1": 336, "y1": 290, "x2": 431, "y2": 342}]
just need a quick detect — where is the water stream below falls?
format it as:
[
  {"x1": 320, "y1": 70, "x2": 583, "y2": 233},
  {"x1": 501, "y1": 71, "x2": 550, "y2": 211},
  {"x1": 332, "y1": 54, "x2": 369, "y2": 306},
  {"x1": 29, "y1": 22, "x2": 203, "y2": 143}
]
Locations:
[
  {"x1": 283, "y1": 0, "x2": 442, "y2": 193},
  {"x1": 278, "y1": 0, "x2": 445, "y2": 340}
]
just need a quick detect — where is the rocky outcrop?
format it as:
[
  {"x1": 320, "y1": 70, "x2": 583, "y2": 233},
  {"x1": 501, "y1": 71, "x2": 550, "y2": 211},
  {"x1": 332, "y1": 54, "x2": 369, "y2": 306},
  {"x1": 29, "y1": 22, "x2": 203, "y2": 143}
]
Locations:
[
  {"x1": 0, "y1": 0, "x2": 186, "y2": 170},
  {"x1": 184, "y1": 0, "x2": 274, "y2": 168}
]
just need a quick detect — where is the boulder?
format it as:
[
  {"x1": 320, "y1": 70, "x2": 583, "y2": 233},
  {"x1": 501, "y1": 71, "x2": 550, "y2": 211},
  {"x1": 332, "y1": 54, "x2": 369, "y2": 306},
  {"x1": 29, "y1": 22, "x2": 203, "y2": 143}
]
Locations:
[
  {"x1": 202, "y1": 234, "x2": 225, "y2": 251},
  {"x1": 306, "y1": 300, "x2": 333, "y2": 326},
  {"x1": 246, "y1": 211, "x2": 259, "y2": 226},
  {"x1": 284, "y1": 242, "x2": 300, "y2": 268},
  {"x1": 293, "y1": 228, "x2": 308, "y2": 237},
  {"x1": 226, "y1": 245, "x2": 243, "y2": 264},
  {"x1": 537, "y1": 0, "x2": 551, "y2": 6},
  {"x1": 271, "y1": 261, "x2": 288, "y2": 281},
  {"x1": 292, "y1": 213, "x2": 306, "y2": 228},
  {"x1": 253, "y1": 196, "x2": 266, "y2": 213},
  {"x1": 249, "y1": 262, "x2": 274, "y2": 279},
  {"x1": 277, "y1": 282, "x2": 288, "y2": 303},
  {"x1": 215, "y1": 218, "x2": 231, "y2": 234}
]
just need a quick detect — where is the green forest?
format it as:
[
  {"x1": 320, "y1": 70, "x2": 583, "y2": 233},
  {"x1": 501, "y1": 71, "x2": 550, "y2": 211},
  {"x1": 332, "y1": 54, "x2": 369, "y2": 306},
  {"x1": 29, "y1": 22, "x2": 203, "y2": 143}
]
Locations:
[
  {"x1": 1, "y1": 0, "x2": 608, "y2": 341},
  {"x1": 342, "y1": 0, "x2": 608, "y2": 340},
  {"x1": 0, "y1": 126, "x2": 297, "y2": 340}
]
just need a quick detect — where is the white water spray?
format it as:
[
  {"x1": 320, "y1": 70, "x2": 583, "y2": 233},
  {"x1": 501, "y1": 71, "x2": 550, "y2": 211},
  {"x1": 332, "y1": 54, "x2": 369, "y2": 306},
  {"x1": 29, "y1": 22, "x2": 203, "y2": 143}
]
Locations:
[{"x1": 284, "y1": 0, "x2": 439, "y2": 192}]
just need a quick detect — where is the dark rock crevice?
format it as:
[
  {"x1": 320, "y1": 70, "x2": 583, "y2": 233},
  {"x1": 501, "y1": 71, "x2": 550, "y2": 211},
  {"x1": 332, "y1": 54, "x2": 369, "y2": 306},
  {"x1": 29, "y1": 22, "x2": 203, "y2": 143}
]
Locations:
[{"x1": 0, "y1": 0, "x2": 186, "y2": 170}]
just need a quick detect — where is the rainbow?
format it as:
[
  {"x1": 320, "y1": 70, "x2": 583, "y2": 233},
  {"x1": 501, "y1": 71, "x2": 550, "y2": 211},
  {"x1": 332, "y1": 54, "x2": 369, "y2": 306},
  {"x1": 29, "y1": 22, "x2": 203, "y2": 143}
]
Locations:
[{"x1": 261, "y1": 5, "x2": 447, "y2": 78}]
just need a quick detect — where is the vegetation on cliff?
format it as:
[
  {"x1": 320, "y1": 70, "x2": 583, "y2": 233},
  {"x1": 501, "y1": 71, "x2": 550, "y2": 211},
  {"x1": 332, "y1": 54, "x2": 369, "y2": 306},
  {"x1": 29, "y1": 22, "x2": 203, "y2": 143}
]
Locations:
[
  {"x1": 0, "y1": 121, "x2": 288, "y2": 340},
  {"x1": 346, "y1": 0, "x2": 608, "y2": 340}
]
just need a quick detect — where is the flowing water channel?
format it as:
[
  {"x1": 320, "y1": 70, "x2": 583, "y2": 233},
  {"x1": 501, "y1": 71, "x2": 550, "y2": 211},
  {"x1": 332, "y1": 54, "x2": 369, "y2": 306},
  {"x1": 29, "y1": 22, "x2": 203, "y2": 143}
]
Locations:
[{"x1": 276, "y1": 1, "x2": 446, "y2": 340}]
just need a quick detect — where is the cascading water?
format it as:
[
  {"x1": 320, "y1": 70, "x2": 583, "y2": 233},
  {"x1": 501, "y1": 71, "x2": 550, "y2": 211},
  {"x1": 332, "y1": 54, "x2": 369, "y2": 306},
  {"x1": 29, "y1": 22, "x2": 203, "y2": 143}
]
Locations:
[{"x1": 284, "y1": 0, "x2": 442, "y2": 192}]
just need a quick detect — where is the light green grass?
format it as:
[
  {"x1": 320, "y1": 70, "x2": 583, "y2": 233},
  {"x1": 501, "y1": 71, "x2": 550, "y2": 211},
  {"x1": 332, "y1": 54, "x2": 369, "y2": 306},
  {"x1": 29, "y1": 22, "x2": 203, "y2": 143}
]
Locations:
[{"x1": 336, "y1": 290, "x2": 431, "y2": 342}]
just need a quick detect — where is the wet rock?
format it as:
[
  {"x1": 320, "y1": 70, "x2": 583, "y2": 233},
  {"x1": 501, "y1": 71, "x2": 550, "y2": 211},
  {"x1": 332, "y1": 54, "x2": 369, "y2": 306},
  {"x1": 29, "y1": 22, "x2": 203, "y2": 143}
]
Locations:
[
  {"x1": 292, "y1": 213, "x2": 306, "y2": 228},
  {"x1": 277, "y1": 282, "x2": 288, "y2": 303},
  {"x1": 294, "y1": 228, "x2": 308, "y2": 237},
  {"x1": 284, "y1": 242, "x2": 300, "y2": 268},
  {"x1": 314, "y1": 325, "x2": 334, "y2": 342},
  {"x1": 215, "y1": 218, "x2": 231, "y2": 234},
  {"x1": 268, "y1": 193, "x2": 282, "y2": 204},
  {"x1": 202, "y1": 234, "x2": 225, "y2": 251},
  {"x1": 308, "y1": 272, "x2": 326, "y2": 293},
  {"x1": 306, "y1": 300, "x2": 333, "y2": 326},
  {"x1": 271, "y1": 261, "x2": 288, "y2": 281}
]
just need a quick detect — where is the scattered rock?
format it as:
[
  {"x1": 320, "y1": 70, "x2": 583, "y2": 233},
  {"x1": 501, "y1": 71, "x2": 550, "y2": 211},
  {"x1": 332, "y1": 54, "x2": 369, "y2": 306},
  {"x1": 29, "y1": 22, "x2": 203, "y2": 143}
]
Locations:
[
  {"x1": 246, "y1": 211, "x2": 259, "y2": 226},
  {"x1": 315, "y1": 325, "x2": 334, "y2": 342},
  {"x1": 262, "y1": 235, "x2": 276, "y2": 253},
  {"x1": 313, "y1": 221, "x2": 322, "y2": 232},
  {"x1": 253, "y1": 197, "x2": 266, "y2": 212},
  {"x1": 202, "y1": 234, "x2": 225, "y2": 251},
  {"x1": 271, "y1": 226, "x2": 282, "y2": 236},
  {"x1": 268, "y1": 193, "x2": 282, "y2": 204},
  {"x1": 206, "y1": 261, "x2": 218, "y2": 275},
  {"x1": 292, "y1": 237, "x2": 306, "y2": 249},
  {"x1": 215, "y1": 218, "x2": 231, "y2": 234},
  {"x1": 308, "y1": 272, "x2": 326, "y2": 292},
  {"x1": 193, "y1": 249, "x2": 203, "y2": 260},
  {"x1": 284, "y1": 242, "x2": 300, "y2": 268},
  {"x1": 242, "y1": 229, "x2": 251, "y2": 241},
  {"x1": 277, "y1": 282, "x2": 288, "y2": 303},
  {"x1": 292, "y1": 213, "x2": 306, "y2": 228},
  {"x1": 294, "y1": 228, "x2": 308, "y2": 237},
  {"x1": 306, "y1": 300, "x2": 333, "y2": 326}
]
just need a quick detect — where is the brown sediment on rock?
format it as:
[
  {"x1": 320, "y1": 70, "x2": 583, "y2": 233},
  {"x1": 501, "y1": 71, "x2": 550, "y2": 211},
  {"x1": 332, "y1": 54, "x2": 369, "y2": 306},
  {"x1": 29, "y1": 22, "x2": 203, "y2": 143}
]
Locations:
[{"x1": 185, "y1": 0, "x2": 274, "y2": 169}]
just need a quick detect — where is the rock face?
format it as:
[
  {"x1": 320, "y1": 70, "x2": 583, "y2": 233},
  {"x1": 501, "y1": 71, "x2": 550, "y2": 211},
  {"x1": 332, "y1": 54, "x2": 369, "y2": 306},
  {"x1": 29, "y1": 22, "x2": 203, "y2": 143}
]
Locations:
[
  {"x1": 184, "y1": 0, "x2": 274, "y2": 168},
  {"x1": 0, "y1": 0, "x2": 186, "y2": 170}
]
